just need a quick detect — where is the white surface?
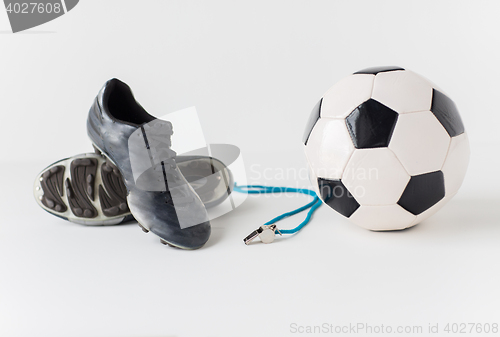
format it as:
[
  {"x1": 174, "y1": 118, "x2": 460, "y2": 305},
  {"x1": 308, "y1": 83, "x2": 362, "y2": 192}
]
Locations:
[
  {"x1": 342, "y1": 148, "x2": 410, "y2": 205},
  {"x1": 389, "y1": 110, "x2": 451, "y2": 175},
  {"x1": 1, "y1": 1, "x2": 500, "y2": 336},
  {"x1": 372, "y1": 70, "x2": 433, "y2": 114},
  {"x1": 320, "y1": 74, "x2": 375, "y2": 119},
  {"x1": 304, "y1": 118, "x2": 354, "y2": 180}
]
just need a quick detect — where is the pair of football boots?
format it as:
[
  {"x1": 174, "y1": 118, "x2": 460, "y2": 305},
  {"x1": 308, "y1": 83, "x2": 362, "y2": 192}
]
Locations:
[{"x1": 34, "y1": 79, "x2": 233, "y2": 250}]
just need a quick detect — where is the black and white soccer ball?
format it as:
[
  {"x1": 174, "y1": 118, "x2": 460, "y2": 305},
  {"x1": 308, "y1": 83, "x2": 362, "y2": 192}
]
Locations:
[{"x1": 303, "y1": 66, "x2": 470, "y2": 230}]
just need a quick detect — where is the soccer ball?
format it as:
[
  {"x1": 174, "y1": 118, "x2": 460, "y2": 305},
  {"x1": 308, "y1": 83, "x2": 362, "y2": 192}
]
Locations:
[{"x1": 303, "y1": 66, "x2": 470, "y2": 230}]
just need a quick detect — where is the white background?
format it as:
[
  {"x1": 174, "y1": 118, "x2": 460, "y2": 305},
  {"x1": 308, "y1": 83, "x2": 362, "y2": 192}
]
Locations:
[{"x1": 1, "y1": 1, "x2": 500, "y2": 336}]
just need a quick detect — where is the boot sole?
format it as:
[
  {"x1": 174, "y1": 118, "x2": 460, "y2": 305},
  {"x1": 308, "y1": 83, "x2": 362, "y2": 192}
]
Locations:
[{"x1": 34, "y1": 153, "x2": 133, "y2": 226}]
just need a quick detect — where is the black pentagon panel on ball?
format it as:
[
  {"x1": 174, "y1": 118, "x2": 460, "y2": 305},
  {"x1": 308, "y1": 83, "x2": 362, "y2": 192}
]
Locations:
[
  {"x1": 303, "y1": 99, "x2": 322, "y2": 145},
  {"x1": 431, "y1": 89, "x2": 465, "y2": 137},
  {"x1": 317, "y1": 178, "x2": 360, "y2": 218},
  {"x1": 397, "y1": 171, "x2": 445, "y2": 215},
  {"x1": 345, "y1": 99, "x2": 399, "y2": 149},
  {"x1": 354, "y1": 66, "x2": 405, "y2": 75}
]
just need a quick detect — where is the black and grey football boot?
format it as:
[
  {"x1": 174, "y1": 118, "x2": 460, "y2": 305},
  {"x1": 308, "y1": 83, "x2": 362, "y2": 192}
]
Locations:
[
  {"x1": 86, "y1": 79, "x2": 212, "y2": 249},
  {"x1": 34, "y1": 152, "x2": 234, "y2": 226}
]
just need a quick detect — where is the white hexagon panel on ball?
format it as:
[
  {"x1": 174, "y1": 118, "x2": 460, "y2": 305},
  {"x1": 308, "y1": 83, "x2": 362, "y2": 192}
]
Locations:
[
  {"x1": 371, "y1": 70, "x2": 433, "y2": 114},
  {"x1": 389, "y1": 110, "x2": 451, "y2": 176},
  {"x1": 342, "y1": 148, "x2": 410, "y2": 205}
]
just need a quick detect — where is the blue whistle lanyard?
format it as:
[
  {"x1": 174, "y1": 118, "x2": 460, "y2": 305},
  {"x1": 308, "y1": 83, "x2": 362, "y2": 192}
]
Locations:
[{"x1": 233, "y1": 184, "x2": 322, "y2": 235}]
